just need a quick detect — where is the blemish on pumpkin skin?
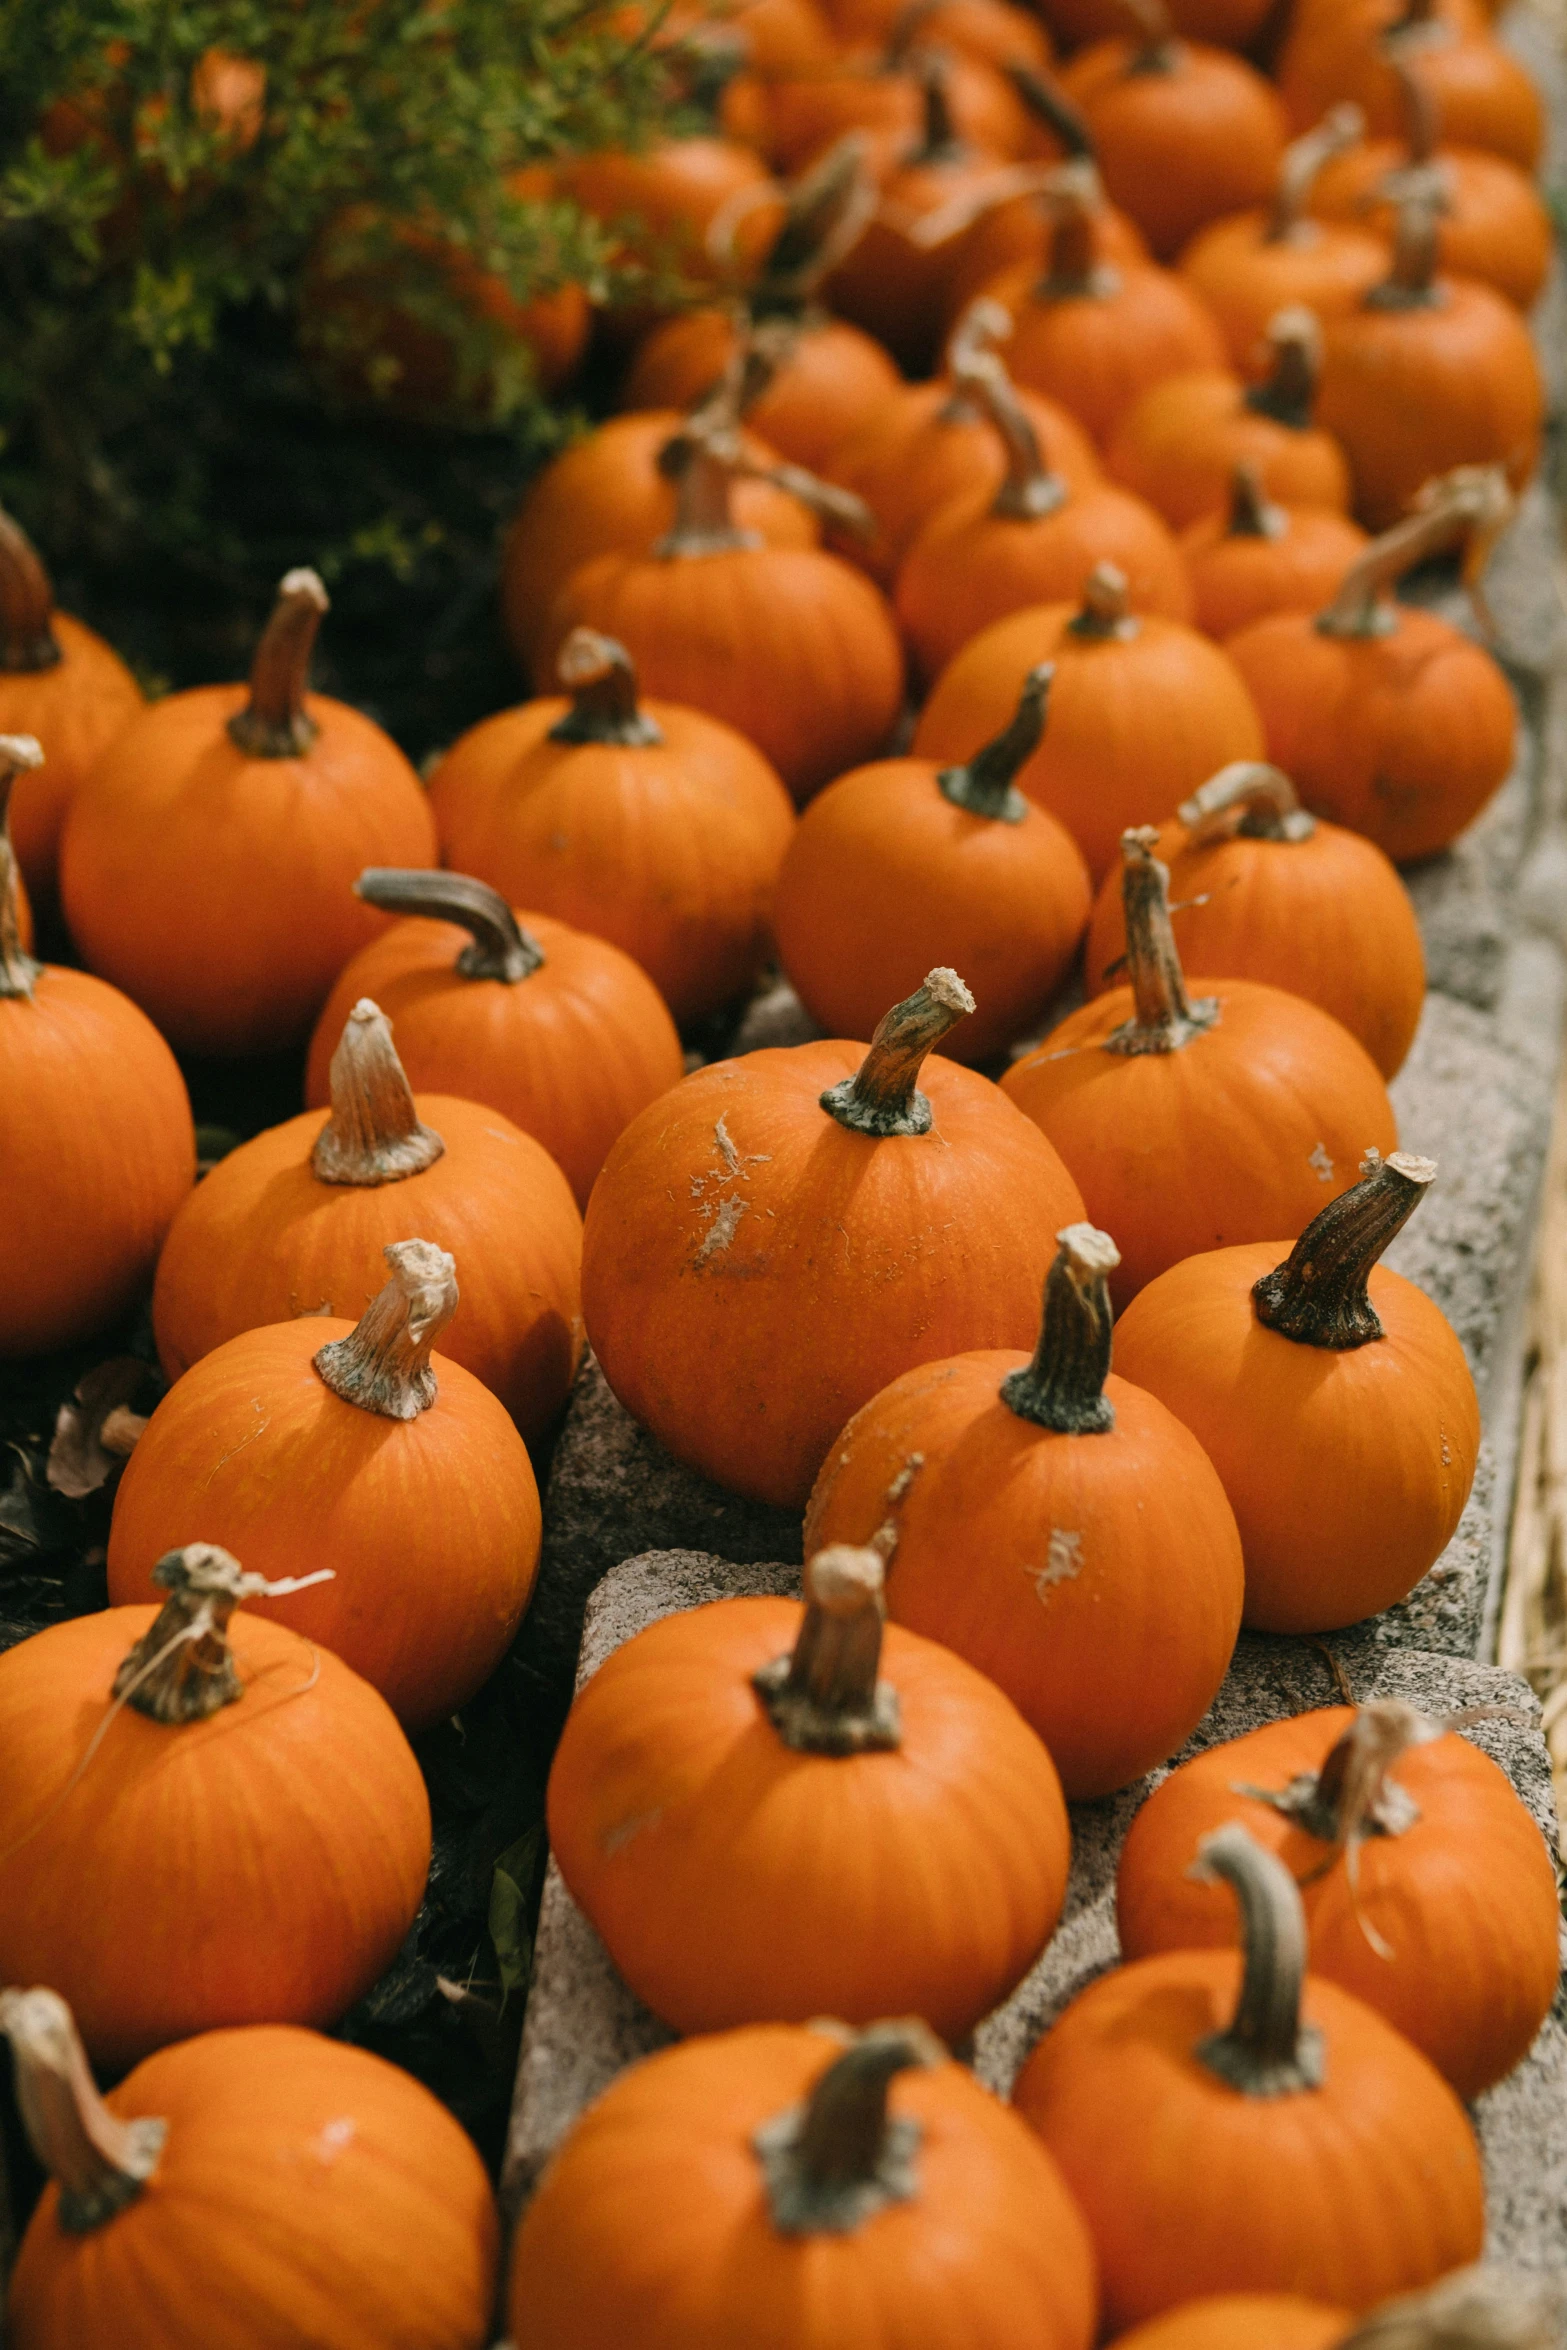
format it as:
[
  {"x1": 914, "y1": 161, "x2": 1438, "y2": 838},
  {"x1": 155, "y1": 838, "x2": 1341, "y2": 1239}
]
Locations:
[
  {"x1": 312, "y1": 2117, "x2": 357, "y2": 2166},
  {"x1": 1026, "y1": 1529, "x2": 1083, "y2": 1603},
  {"x1": 203, "y1": 1402, "x2": 271, "y2": 1483},
  {"x1": 694, "y1": 1194, "x2": 750, "y2": 1266},
  {"x1": 1308, "y1": 1143, "x2": 1335, "y2": 1183},
  {"x1": 602, "y1": 1807, "x2": 663, "y2": 1857}
]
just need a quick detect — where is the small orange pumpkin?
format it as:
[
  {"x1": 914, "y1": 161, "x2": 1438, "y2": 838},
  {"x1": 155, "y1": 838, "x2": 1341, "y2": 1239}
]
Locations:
[
  {"x1": 912, "y1": 561, "x2": 1265, "y2": 882},
  {"x1": 1084, "y1": 760, "x2": 1423, "y2": 1077},
  {"x1": 981, "y1": 162, "x2": 1229, "y2": 445},
  {"x1": 821, "y1": 298, "x2": 1102, "y2": 587},
  {"x1": 3, "y1": 1992, "x2": 498, "y2": 2350},
  {"x1": 1111, "y1": 1147, "x2": 1479, "y2": 1629},
  {"x1": 1016, "y1": 1825, "x2": 1485, "y2": 2330},
  {"x1": 427, "y1": 631, "x2": 795, "y2": 1027},
  {"x1": 1224, "y1": 465, "x2": 1519, "y2": 861},
  {"x1": 582, "y1": 968, "x2": 1085, "y2": 1505},
  {"x1": 58, "y1": 570, "x2": 438, "y2": 1056},
  {"x1": 152, "y1": 999, "x2": 584, "y2": 1440},
  {"x1": 544, "y1": 429, "x2": 906, "y2": 805},
  {"x1": 109, "y1": 1240, "x2": 542, "y2": 1733},
  {"x1": 510, "y1": 2019, "x2": 1099, "y2": 2350},
  {"x1": 895, "y1": 324, "x2": 1192, "y2": 681},
  {"x1": 0, "y1": 1545, "x2": 430, "y2": 2069},
  {"x1": 1276, "y1": 0, "x2": 1544, "y2": 169},
  {"x1": 1315, "y1": 191, "x2": 1543, "y2": 528},
  {"x1": 304, "y1": 872, "x2": 683, "y2": 1208},
  {"x1": 1117, "y1": 1699, "x2": 1561, "y2": 2098},
  {"x1": 772, "y1": 664, "x2": 1091, "y2": 1061},
  {"x1": 549, "y1": 1545, "x2": 1071, "y2": 2039},
  {"x1": 1002, "y1": 827, "x2": 1398, "y2": 1305},
  {"x1": 0, "y1": 737, "x2": 195, "y2": 1359},
  {"x1": 1179, "y1": 463, "x2": 1368, "y2": 639},
  {"x1": 1058, "y1": 0, "x2": 1288, "y2": 261},
  {"x1": 1104, "y1": 308, "x2": 1352, "y2": 529},
  {"x1": 0, "y1": 502, "x2": 143, "y2": 905},
  {"x1": 806, "y1": 1222, "x2": 1244, "y2": 1797},
  {"x1": 1177, "y1": 106, "x2": 1389, "y2": 370}
]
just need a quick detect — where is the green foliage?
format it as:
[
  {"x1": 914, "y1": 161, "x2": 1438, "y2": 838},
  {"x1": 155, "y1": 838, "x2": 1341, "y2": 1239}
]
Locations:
[{"x1": 0, "y1": 0, "x2": 686, "y2": 749}]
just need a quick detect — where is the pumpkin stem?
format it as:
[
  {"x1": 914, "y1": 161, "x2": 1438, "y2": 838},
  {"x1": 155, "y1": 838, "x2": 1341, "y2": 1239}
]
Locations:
[
  {"x1": 1008, "y1": 63, "x2": 1096, "y2": 161},
  {"x1": 1337, "y1": 2265, "x2": 1560, "y2": 2349},
  {"x1": 819, "y1": 967, "x2": 975, "y2": 1137},
  {"x1": 313, "y1": 1238, "x2": 459, "y2": 1420},
  {"x1": 1225, "y1": 459, "x2": 1289, "y2": 542},
  {"x1": 1001, "y1": 1223, "x2": 1120, "y2": 1433},
  {"x1": 1190, "y1": 1822, "x2": 1326, "y2": 2098},
  {"x1": 753, "y1": 2021, "x2": 943, "y2": 2234},
  {"x1": 938, "y1": 662, "x2": 1051, "y2": 822},
  {"x1": 227, "y1": 568, "x2": 329, "y2": 758},
  {"x1": 1252, "y1": 1147, "x2": 1437, "y2": 1349},
  {"x1": 0, "y1": 1988, "x2": 166, "y2": 2233},
  {"x1": 753, "y1": 134, "x2": 877, "y2": 317},
  {"x1": 657, "y1": 432, "x2": 764, "y2": 559},
  {"x1": 1245, "y1": 1699, "x2": 1438, "y2": 1851},
  {"x1": 1039, "y1": 161, "x2": 1118, "y2": 298},
  {"x1": 1178, "y1": 760, "x2": 1316, "y2": 844},
  {"x1": 110, "y1": 1543, "x2": 332, "y2": 1724},
  {"x1": 353, "y1": 868, "x2": 546, "y2": 983},
  {"x1": 0, "y1": 734, "x2": 44, "y2": 1001},
  {"x1": 1066, "y1": 560, "x2": 1140, "y2": 641},
  {"x1": 548, "y1": 628, "x2": 665, "y2": 748},
  {"x1": 906, "y1": 49, "x2": 965, "y2": 165},
  {"x1": 1105, "y1": 829, "x2": 1220, "y2": 1057},
  {"x1": 1363, "y1": 186, "x2": 1445, "y2": 312},
  {"x1": 1244, "y1": 308, "x2": 1322, "y2": 431},
  {"x1": 936, "y1": 298, "x2": 1012, "y2": 422},
  {"x1": 311, "y1": 998, "x2": 446, "y2": 1185},
  {"x1": 1119, "y1": 0, "x2": 1179, "y2": 74},
  {"x1": 753, "y1": 1546, "x2": 903, "y2": 1753},
  {"x1": 0, "y1": 503, "x2": 62, "y2": 673},
  {"x1": 1314, "y1": 464, "x2": 1512, "y2": 639},
  {"x1": 1266, "y1": 104, "x2": 1365, "y2": 243},
  {"x1": 1389, "y1": 53, "x2": 1442, "y2": 171},
  {"x1": 951, "y1": 341, "x2": 1067, "y2": 520}
]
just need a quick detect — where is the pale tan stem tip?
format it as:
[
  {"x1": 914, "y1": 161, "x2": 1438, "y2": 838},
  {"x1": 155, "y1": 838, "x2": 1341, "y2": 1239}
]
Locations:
[
  {"x1": 1056, "y1": 1222, "x2": 1121, "y2": 1277},
  {"x1": 920, "y1": 967, "x2": 976, "y2": 1017},
  {"x1": 0, "y1": 734, "x2": 44, "y2": 773},
  {"x1": 278, "y1": 566, "x2": 330, "y2": 611}
]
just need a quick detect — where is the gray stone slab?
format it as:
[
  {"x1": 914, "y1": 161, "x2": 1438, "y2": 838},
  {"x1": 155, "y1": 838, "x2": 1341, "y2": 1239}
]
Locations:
[{"x1": 504, "y1": 1550, "x2": 1566, "y2": 2274}]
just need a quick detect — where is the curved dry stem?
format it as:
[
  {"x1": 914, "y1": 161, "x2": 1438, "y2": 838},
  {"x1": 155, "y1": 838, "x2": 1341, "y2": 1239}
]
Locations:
[
  {"x1": 754, "y1": 2020, "x2": 944, "y2": 2234},
  {"x1": 111, "y1": 1544, "x2": 258, "y2": 1723},
  {"x1": 0, "y1": 733, "x2": 44, "y2": 1000},
  {"x1": 354, "y1": 868, "x2": 546, "y2": 982},
  {"x1": 1267, "y1": 104, "x2": 1365, "y2": 242},
  {"x1": 314, "y1": 1238, "x2": 459, "y2": 1419},
  {"x1": 1001, "y1": 1223, "x2": 1120, "y2": 1433},
  {"x1": 0, "y1": 1987, "x2": 166, "y2": 2233},
  {"x1": 227, "y1": 568, "x2": 329, "y2": 759},
  {"x1": 1008, "y1": 62, "x2": 1096, "y2": 161},
  {"x1": 1190, "y1": 1822, "x2": 1326, "y2": 2097},
  {"x1": 754, "y1": 135, "x2": 878, "y2": 314},
  {"x1": 1363, "y1": 188, "x2": 1445, "y2": 312},
  {"x1": 819, "y1": 968, "x2": 975, "y2": 1137},
  {"x1": 1039, "y1": 161, "x2": 1118, "y2": 298},
  {"x1": 1178, "y1": 761, "x2": 1315, "y2": 844},
  {"x1": 1252, "y1": 1147, "x2": 1437, "y2": 1348},
  {"x1": 1315, "y1": 465, "x2": 1512, "y2": 639},
  {"x1": 938, "y1": 662, "x2": 1051, "y2": 822},
  {"x1": 951, "y1": 347, "x2": 1066, "y2": 521},
  {"x1": 1244, "y1": 308, "x2": 1323, "y2": 431},
  {"x1": 0, "y1": 504, "x2": 61, "y2": 673},
  {"x1": 1224, "y1": 459, "x2": 1289, "y2": 542},
  {"x1": 753, "y1": 1546, "x2": 902, "y2": 1753},
  {"x1": 311, "y1": 999, "x2": 446, "y2": 1185},
  {"x1": 1105, "y1": 829, "x2": 1219, "y2": 1056}
]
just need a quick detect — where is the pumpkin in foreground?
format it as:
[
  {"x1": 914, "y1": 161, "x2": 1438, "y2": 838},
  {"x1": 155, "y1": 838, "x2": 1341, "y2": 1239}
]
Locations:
[
  {"x1": 510, "y1": 2020, "x2": 1098, "y2": 2350},
  {"x1": 1113, "y1": 1148, "x2": 1479, "y2": 1629},
  {"x1": 806, "y1": 1222, "x2": 1243, "y2": 1797},
  {"x1": 1116, "y1": 1699, "x2": 1561, "y2": 2098},
  {"x1": 582, "y1": 967, "x2": 1083, "y2": 1507},
  {"x1": 2, "y1": 1990, "x2": 495, "y2": 2350},
  {"x1": 0, "y1": 1545, "x2": 429, "y2": 2068},
  {"x1": 1003, "y1": 827, "x2": 1397, "y2": 1306},
  {"x1": 548, "y1": 1546, "x2": 1070, "y2": 2041},
  {"x1": 1015, "y1": 1824, "x2": 1485, "y2": 2330},
  {"x1": 109, "y1": 1241, "x2": 541, "y2": 1733}
]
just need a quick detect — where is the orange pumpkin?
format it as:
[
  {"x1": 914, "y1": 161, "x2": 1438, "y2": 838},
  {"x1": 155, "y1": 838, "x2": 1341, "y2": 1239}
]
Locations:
[
  {"x1": 510, "y1": 2019, "x2": 1099, "y2": 2350},
  {"x1": 304, "y1": 872, "x2": 682, "y2": 1208},
  {"x1": 108, "y1": 1240, "x2": 542, "y2": 1733},
  {"x1": 1177, "y1": 107, "x2": 1389, "y2": 368},
  {"x1": 1308, "y1": 60, "x2": 1553, "y2": 311},
  {"x1": 912, "y1": 561, "x2": 1265, "y2": 882},
  {"x1": 1315, "y1": 192, "x2": 1543, "y2": 528},
  {"x1": 500, "y1": 405, "x2": 819, "y2": 680},
  {"x1": 427, "y1": 631, "x2": 794, "y2": 1025},
  {"x1": 806, "y1": 1222, "x2": 1244, "y2": 1797},
  {"x1": 772, "y1": 665, "x2": 1091, "y2": 1060},
  {"x1": 1084, "y1": 760, "x2": 1423, "y2": 1077},
  {"x1": 152, "y1": 999, "x2": 583, "y2": 1440},
  {"x1": 0, "y1": 737, "x2": 195, "y2": 1359},
  {"x1": 0, "y1": 1545, "x2": 429, "y2": 2069},
  {"x1": 1002, "y1": 827, "x2": 1398, "y2": 1306},
  {"x1": 895, "y1": 326, "x2": 1192, "y2": 681},
  {"x1": 1224, "y1": 465, "x2": 1519, "y2": 861},
  {"x1": 549, "y1": 1545, "x2": 1071, "y2": 2038},
  {"x1": 1276, "y1": 0, "x2": 1544, "y2": 169},
  {"x1": 1179, "y1": 463, "x2": 1368, "y2": 639},
  {"x1": 821, "y1": 298, "x2": 1102, "y2": 586},
  {"x1": 582, "y1": 969, "x2": 1085, "y2": 1505},
  {"x1": 0, "y1": 501, "x2": 143, "y2": 904},
  {"x1": 544, "y1": 430, "x2": 906, "y2": 805},
  {"x1": 58, "y1": 570, "x2": 438, "y2": 1056},
  {"x1": 3, "y1": 1993, "x2": 496, "y2": 2350},
  {"x1": 827, "y1": 0, "x2": 1054, "y2": 72},
  {"x1": 1058, "y1": 0, "x2": 1288, "y2": 261},
  {"x1": 1104, "y1": 309, "x2": 1352, "y2": 529},
  {"x1": 562, "y1": 136, "x2": 783, "y2": 306},
  {"x1": 981, "y1": 163, "x2": 1229, "y2": 445},
  {"x1": 1112, "y1": 1148, "x2": 1478, "y2": 1628},
  {"x1": 1105, "y1": 2296, "x2": 1351, "y2": 2350},
  {"x1": 1015, "y1": 1824, "x2": 1485, "y2": 2330},
  {"x1": 762, "y1": 36, "x2": 1034, "y2": 175},
  {"x1": 1117, "y1": 1700, "x2": 1561, "y2": 2098}
]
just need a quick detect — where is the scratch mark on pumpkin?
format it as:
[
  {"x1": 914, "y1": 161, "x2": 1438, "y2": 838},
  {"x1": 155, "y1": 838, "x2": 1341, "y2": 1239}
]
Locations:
[
  {"x1": 1308, "y1": 1143, "x2": 1335, "y2": 1183},
  {"x1": 204, "y1": 1402, "x2": 271, "y2": 1484},
  {"x1": 1026, "y1": 1528, "x2": 1083, "y2": 1602},
  {"x1": 602, "y1": 1806, "x2": 663, "y2": 1857}
]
